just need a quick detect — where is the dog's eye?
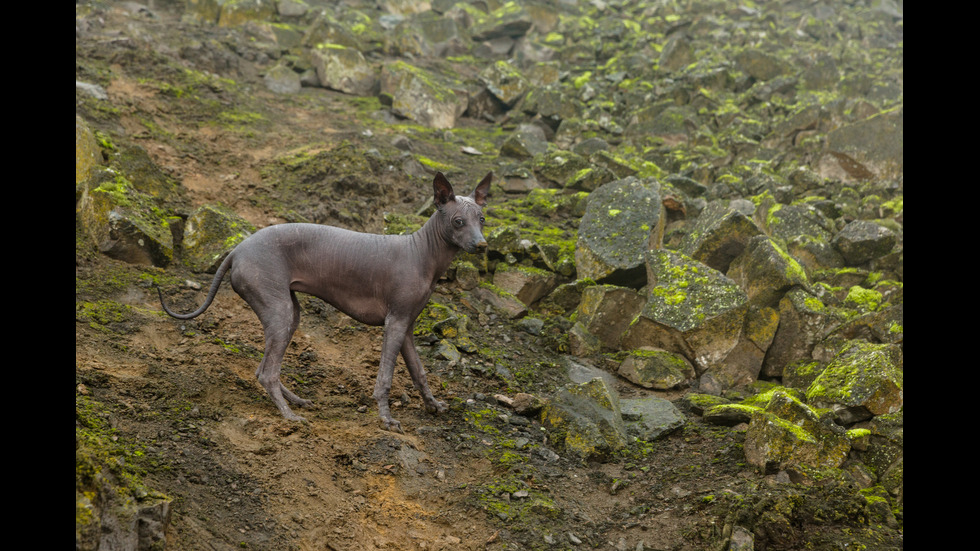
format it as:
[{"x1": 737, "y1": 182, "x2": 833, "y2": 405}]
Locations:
[
  {"x1": 453, "y1": 218, "x2": 464, "y2": 227},
  {"x1": 479, "y1": 216, "x2": 485, "y2": 224}
]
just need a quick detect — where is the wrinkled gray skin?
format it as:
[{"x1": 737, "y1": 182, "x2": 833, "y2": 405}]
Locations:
[{"x1": 160, "y1": 172, "x2": 492, "y2": 432}]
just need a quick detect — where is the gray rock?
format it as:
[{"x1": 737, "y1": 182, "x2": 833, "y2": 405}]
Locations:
[
  {"x1": 832, "y1": 220, "x2": 898, "y2": 265},
  {"x1": 385, "y1": 12, "x2": 469, "y2": 58},
  {"x1": 821, "y1": 110, "x2": 904, "y2": 182},
  {"x1": 479, "y1": 60, "x2": 529, "y2": 107},
  {"x1": 470, "y1": 3, "x2": 533, "y2": 41},
  {"x1": 572, "y1": 285, "x2": 646, "y2": 351},
  {"x1": 263, "y1": 64, "x2": 301, "y2": 94},
  {"x1": 621, "y1": 396, "x2": 686, "y2": 440},
  {"x1": 492, "y1": 264, "x2": 558, "y2": 306},
  {"x1": 500, "y1": 124, "x2": 548, "y2": 158},
  {"x1": 680, "y1": 201, "x2": 763, "y2": 273},
  {"x1": 735, "y1": 49, "x2": 790, "y2": 81},
  {"x1": 76, "y1": 80, "x2": 108, "y2": 100}
]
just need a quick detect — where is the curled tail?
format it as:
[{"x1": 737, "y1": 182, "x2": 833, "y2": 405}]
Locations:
[{"x1": 158, "y1": 253, "x2": 234, "y2": 320}]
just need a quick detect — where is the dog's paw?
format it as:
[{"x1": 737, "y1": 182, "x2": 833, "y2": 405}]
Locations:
[
  {"x1": 381, "y1": 416, "x2": 404, "y2": 434},
  {"x1": 425, "y1": 400, "x2": 448, "y2": 414}
]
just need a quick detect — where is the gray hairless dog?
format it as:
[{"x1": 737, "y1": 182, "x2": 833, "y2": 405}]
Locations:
[{"x1": 159, "y1": 172, "x2": 492, "y2": 432}]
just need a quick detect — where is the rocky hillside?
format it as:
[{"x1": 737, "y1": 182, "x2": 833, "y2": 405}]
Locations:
[{"x1": 76, "y1": 1, "x2": 902, "y2": 550}]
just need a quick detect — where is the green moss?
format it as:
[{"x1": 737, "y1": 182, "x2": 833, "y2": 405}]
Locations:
[
  {"x1": 76, "y1": 395, "x2": 168, "y2": 522},
  {"x1": 416, "y1": 155, "x2": 456, "y2": 173},
  {"x1": 843, "y1": 285, "x2": 883, "y2": 311}
]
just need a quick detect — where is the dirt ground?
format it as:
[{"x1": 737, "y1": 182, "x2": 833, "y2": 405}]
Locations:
[
  {"x1": 75, "y1": 3, "x2": 832, "y2": 550},
  {"x1": 77, "y1": 257, "x2": 754, "y2": 550}
]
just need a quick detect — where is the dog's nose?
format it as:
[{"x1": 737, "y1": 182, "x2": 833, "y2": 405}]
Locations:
[{"x1": 473, "y1": 240, "x2": 488, "y2": 253}]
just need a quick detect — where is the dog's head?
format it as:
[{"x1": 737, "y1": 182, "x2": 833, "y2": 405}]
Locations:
[{"x1": 433, "y1": 172, "x2": 492, "y2": 253}]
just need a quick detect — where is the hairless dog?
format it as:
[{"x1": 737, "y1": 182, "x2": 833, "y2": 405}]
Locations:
[{"x1": 159, "y1": 172, "x2": 492, "y2": 432}]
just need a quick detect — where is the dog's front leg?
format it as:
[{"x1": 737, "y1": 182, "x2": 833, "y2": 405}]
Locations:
[
  {"x1": 373, "y1": 316, "x2": 409, "y2": 433},
  {"x1": 401, "y1": 330, "x2": 447, "y2": 415}
]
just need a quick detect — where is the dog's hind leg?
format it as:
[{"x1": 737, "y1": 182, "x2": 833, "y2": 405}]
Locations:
[
  {"x1": 401, "y1": 330, "x2": 447, "y2": 415},
  {"x1": 250, "y1": 289, "x2": 310, "y2": 421}
]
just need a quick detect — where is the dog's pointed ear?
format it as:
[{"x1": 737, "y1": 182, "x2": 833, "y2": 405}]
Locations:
[
  {"x1": 433, "y1": 172, "x2": 455, "y2": 206},
  {"x1": 471, "y1": 172, "x2": 492, "y2": 207}
]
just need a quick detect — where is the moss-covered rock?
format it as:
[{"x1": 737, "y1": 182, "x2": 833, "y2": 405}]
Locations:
[
  {"x1": 743, "y1": 391, "x2": 850, "y2": 473},
  {"x1": 181, "y1": 204, "x2": 255, "y2": 273},
  {"x1": 575, "y1": 176, "x2": 664, "y2": 287},
  {"x1": 311, "y1": 43, "x2": 377, "y2": 96},
  {"x1": 216, "y1": 0, "x2": 277, "y2": 28},
  {"x1": 806, "y1": 341, "x2": 903, "y2": 424},
  {"x1": 616, "y1": 347, "x2": 695, "y2": 390},
  {"x1": 540, "y1": 377, "x2": 628, "y2": 460},
  {"x1": 623, "y1": 250, "x2": 748, "y2": 385},
  {"x1": 380, "y1": 60, "x2": 467, "y2": 129},
  {"x1": 762, "y1": 287, "x2": 842, "y2": 378},
  {"x1": 77, "y1": 174, "x2": 175, "y2": 267},
  {"x1": 727, "y1": 235, "x2": 809, "y2": 308},
  {"x1": 832, "y1": 219, "x2": 898, "y2": 266},
  {"x1": 76, "y1": 116, "x2": 102, "y2": 187},
  {"x1": 680, "y1": 200, "x2": 763, "y2": 273}
]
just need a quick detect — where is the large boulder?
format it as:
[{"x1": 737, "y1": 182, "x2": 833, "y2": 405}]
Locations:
[{"x1": 575, "y1": 177, "x2": 664, "y2": 287}]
